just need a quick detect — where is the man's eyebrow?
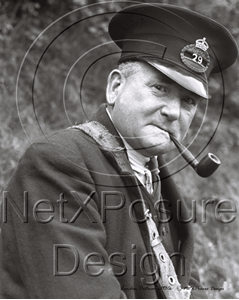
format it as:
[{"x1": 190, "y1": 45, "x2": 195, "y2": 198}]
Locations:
[{"x1": 145, "y1": 74, "x2": 173, "y2": 85}]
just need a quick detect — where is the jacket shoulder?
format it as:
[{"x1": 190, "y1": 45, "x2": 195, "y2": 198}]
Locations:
[
  {"x1": 6, "y1": 127, "x2": 101, "y2": 189},
  {"x1": 22, "y1": 127, "x2": 99, "y2": 164},
  {"x1": 33, "y1": 127, "x2": 96, "y2": 150}
]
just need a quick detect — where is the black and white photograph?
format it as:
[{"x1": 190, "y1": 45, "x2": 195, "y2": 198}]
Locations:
[{"x1": 0, "y1": 0, "x2": 239, "y2": 298}]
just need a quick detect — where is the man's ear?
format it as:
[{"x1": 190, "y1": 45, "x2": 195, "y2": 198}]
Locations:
[{"x1": 106, "y1": 69, "x2": 125, "y2": 106}]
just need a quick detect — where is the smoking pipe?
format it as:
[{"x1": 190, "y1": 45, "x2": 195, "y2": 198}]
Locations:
[{"x1": 170, "y1": 135, "x2": 221, "y2": 177}]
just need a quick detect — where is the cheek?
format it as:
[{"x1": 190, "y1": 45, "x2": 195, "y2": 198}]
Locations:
[
  {"x1": 111, "y1": 104, "x2": 139, "y2": 137},
  {"x1": 180, "y1": 110, "x2": 196, "y2": 136},
  {"x1": 113, "y1": 94, "x2": 146, "y2": 131}
]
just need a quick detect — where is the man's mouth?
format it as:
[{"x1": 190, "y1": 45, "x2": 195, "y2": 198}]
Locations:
[
  {"x1": 156, "y1": 126, "x2": 178, "y2": 140},
  {"x1": 157, "y1": 126, "x2": 171, "y2": 136}
]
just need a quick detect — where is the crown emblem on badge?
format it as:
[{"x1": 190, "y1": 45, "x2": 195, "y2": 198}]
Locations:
[
  {"x1": 180, "y1": 37, "x2": 210, "y2": 73},
  {"x1": 195, "y1": 37, "x2": 209, "y2": 52}
]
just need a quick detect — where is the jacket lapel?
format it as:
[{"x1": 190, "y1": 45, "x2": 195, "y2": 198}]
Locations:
[{"x1": 90, "y1": 105, "x2": 156, "y2": 269}]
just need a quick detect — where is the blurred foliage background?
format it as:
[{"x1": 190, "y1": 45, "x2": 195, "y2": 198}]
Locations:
[{"x1": 0, "y1": 0, "x2": 239, "y2": 298}]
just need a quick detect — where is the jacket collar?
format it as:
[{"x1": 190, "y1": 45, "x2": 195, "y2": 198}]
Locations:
[
  {"x1": 90, "y1": 104, "x2": 133, "y2": 175},
  {"x1": 90, "y1": 103, "x2": 125, "y2": 149}
]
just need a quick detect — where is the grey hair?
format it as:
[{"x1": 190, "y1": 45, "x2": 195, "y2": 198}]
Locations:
[{"x1": 118, "y1": 61, "x2": 141, "y2": 78}]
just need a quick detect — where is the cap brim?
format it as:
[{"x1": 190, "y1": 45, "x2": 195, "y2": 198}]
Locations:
[{"x1": 141, "y1": 58, "x2": 208, "y2": 99}]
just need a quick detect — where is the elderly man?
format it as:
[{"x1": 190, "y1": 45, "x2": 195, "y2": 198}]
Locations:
[{"x1": 0, "y1": 3, "x2": 238, "y2": 299}]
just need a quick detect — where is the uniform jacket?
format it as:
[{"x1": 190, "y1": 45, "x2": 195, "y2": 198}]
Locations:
[{"x1": 0, "y1": 104, "x2": 207, "y2": 298}]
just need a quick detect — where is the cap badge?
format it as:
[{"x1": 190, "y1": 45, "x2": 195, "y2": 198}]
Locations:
[{"x1": 180, "y1": 37, "x2": 210, "y2": 73}]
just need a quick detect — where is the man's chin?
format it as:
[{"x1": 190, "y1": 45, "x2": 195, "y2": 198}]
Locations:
[{"x1": 137, "y1": 141, "x2": 174, "y2": 157}]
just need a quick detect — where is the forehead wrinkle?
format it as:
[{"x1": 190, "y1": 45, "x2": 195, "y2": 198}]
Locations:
[
  {"x1": 143, "y1": 70, "x2": 177, "y2": 87},
  {"x1": 145, "y1": 66, "x2": 175, "y2": 83}
]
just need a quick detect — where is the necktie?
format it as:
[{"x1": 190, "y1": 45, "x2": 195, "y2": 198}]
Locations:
[
  {"x1": 146, "y1": 158, "x2": 161, "y2": 198},
  {"x1": 144, "y1": 167, "x2": 154, "y2": 195}
]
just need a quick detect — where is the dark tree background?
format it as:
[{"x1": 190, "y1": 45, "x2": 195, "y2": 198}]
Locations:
[{"x1": 1, "y1": 0, "x2": 239, "y2": 298}]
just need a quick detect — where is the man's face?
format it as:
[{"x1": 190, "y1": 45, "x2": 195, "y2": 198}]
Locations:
[{"x1": 109, "y1": 62, "x2": 203, "y2": 157}]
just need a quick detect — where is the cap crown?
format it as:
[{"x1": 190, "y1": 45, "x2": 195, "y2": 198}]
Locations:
[{"x1": 109, "y1": 4, "x2": 238, "y2": 75}]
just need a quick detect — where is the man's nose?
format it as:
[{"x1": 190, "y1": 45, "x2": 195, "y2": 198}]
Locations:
[{"x1": 161, "y1": 97, "x2": 181, "y2": 121}]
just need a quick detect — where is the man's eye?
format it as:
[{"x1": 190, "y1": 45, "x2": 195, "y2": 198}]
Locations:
[
  {"x1": 184, "y1": 97, "x2": 196, "y2": 106},
  {"x1": 154, "y1": 85, "x2": 168, "y2": 93}
]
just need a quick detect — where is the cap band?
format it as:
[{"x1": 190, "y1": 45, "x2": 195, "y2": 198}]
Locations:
[{"x1": 118, "y1": 34, "x2": 212, "y2": 82}]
